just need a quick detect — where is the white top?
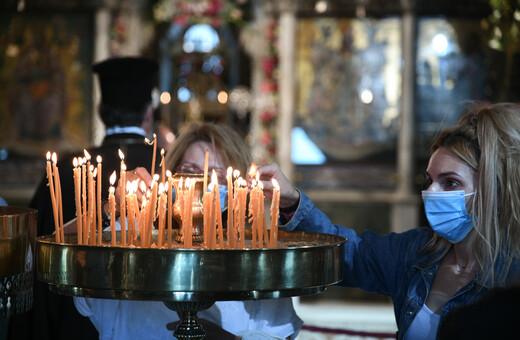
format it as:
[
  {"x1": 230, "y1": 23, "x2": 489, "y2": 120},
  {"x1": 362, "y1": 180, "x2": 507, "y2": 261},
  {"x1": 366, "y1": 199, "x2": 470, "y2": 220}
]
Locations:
[
  {"x1": 74, "y1": 297, "x2": 302, "y2": 340},
  {"x1": 404, "y1": 303, "x2": 441, "y2": 340}
]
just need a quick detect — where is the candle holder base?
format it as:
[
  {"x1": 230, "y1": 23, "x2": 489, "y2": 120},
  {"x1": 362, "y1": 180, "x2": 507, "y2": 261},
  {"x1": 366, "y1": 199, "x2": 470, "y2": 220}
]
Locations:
[
  {"x1": 164, "y1": 300, "x2": 214, "y2": 340},
  {"x1": 174, "y1": 234, "x2": 204, "y2": 244}
]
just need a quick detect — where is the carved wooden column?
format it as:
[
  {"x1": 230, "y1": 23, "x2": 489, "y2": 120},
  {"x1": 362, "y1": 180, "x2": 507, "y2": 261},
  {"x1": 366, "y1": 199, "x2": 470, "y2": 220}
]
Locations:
[{"x1": 391, "y1": 0, "x2": 419, "y2": 233}]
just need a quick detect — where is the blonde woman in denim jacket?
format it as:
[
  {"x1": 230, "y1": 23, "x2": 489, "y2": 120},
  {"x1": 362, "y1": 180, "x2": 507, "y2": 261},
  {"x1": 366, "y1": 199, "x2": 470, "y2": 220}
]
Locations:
[{"x1": 254, "y1": 102, "x2": 520, "y2": 339}]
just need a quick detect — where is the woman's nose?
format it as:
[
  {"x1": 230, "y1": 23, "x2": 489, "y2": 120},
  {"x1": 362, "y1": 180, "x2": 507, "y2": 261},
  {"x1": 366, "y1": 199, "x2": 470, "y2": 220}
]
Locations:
[{"x1": 426, "y1": 182, "x2": 441, "y2": 192}]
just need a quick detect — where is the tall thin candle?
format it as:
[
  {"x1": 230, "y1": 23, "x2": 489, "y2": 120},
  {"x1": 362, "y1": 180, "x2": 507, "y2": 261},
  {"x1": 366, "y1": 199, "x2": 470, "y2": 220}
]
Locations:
[
  {"x1": 109, "y1": 171, "x2": 117, "y2": 245},
  {"x1": 157, "y1": 183, "x2": 167, "y2": 247},
  {"x1": 46, "y1": 152, "x2": 59, "y2": 243},
  {"x1": 73, "y1": 158, "x2": 83, "y2": 244},
  {"x1": 226, "y1": 167, "x2": 234, "y2": 248},
  {"x1": 52, "y1": 153, "x2": 64, "y2": 242},
  {"x1": 119, "y1": 149, "x2": 126, "y2": 246},
  {"x1": 166, "y1": 171, "x2": 173, "y2": 247},
  {"x1": 161, "y1": 148, "x2": 166, "y2": 184},
  {"x1": 270, "y1": 179, "x2": 280, "y2": 248},
  {"x1": 87, "y1": 165, "x2": 95, "y2": 245},
  {"x1": 97, "y1": 156, "x2": 102, "y2": 245},
  {"x1": 212, "y1": 171, "x2": 224, "y2": 249}
]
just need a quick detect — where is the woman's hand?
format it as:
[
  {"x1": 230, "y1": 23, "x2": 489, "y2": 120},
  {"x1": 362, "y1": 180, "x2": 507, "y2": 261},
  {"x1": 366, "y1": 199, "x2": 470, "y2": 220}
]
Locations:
[{"x1": 253, "y1": 163, "x2": 300, "y2": 209}]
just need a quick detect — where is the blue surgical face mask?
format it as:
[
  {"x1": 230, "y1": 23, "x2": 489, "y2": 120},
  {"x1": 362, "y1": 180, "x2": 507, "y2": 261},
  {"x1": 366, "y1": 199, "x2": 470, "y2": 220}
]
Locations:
[
  {"x1": 421, "y1": 190, "x2": 475, "y2": 243},
  {"x1": 217, "y1": 184, "x2": 228, "y2": 212}
]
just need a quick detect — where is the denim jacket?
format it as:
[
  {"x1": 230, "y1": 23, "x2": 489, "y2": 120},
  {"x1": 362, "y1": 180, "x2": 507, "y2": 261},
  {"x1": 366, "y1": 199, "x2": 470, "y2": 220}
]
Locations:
[{"x1": 281, "y1": 191, "x2": 519, "y2": 339}]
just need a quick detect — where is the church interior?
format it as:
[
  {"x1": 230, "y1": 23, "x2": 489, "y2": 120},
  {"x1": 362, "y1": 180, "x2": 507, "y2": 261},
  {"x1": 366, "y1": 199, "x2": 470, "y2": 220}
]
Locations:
[{"x1": 1, "y1": 0, "x2": 520, "y2": 338}]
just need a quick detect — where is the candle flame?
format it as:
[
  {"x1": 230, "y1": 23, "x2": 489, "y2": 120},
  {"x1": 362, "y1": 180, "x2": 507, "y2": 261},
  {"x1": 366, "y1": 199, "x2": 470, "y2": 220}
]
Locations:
[
  {"x1": 272, "y1": 178, "x2": 280, "y2": 191},
  {"x1": 127, "y1": 180, "x2": 132, "y2": 193},
  {"x1": 166, "y1": 170, "x2": 172, "y2": 178},
  {"x1": 248, "y1": 162, "x2": 257, "y2": 177},
  {"x1": 84, "y1": 150, "x2": 91, "y2": 161},
  {"x1": 52, "y1": 152, "x2": 57, "y2": 164},
  {"x1": 258, "y1": 181, "x2": 264, "y2": 190},
  {"x1": 109, "y1": 186, "x2": 114, "y2": 195},
  {"x1": 159, "y1": 182, "x2": 164, "y2": 194},
  {"x1": 109, "y1": 171, "x2": 117, "y2": 185},
  {"x1": 153, "y1": 174, "x2": 159, "y2": 182},
  {"x1": 140, "y1": 181, "x2": 147, "y2": 193},
  {"x1": 97, "y1": 155, "x2": 102, "y2": 163},
  {"x1": 89, "y1": 164, "x2": 94, "y2": 172},
  {"x1": 122, "y1": 163, "x2": 127, "y2": 171},
  {"x1": 161, "y1": 148, "x2": 165, "y2": 156},
  {"x1": 93, "y1": 168, "x2": 97, "y2": 178},
  {"x1": 144, "y1": 137, "x2": 150, "y2": 144},
  {"x1": 211, "y1": 170, "x2": 218, "y2": 185},
  {"x1": 73, "y1": 157, "x2": 78, "y2": 167},
  {"x1": 233, "y1": 169, "x2": 240, "y2": 179},
  {"x1": 227, "y1": 167, "x2": 233, "y2": 177},
  {"x1": 46, "y1": 151, "x2": 51, "y2": 160},
  {"x1": 118, "y1": 149, "x2": 125, "y2": 160},
  {"x1": 79, "y1": 157, "x2": 84, "y2": 166}
]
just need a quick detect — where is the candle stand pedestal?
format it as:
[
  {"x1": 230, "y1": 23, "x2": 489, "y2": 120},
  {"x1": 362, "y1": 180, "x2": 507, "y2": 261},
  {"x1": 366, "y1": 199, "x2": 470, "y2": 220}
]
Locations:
[
  {"x1": 164, "y1": 300, "x2": 214, "y2": 340},
  {"x1": 36, "y1": 230, "x2": 346, "y2": 339}
]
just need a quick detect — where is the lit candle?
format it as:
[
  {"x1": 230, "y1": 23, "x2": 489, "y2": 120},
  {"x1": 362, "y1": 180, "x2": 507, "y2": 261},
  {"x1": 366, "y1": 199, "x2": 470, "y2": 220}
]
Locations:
[
  {"x1": 73, "y1": 158, "x2": 83, "y2": 244},
  {"x1": 226, "y1": 167, "x2": 234, "y2": 248},
  {"x1": 232, "y1": 170, "x2": 240, "y2": 248},
  {"x1": 46, "y1": 152, "x2": 59, "y2": 243},
  {"x1": 161, "y1": 148, "x2": 166, "y2": 184},
  {"x1": 88, "y1": 164, "x2": 95, "y2": 245},
  {"x1": 236, "y1": 177, "x2": 247, "y2": 249},
  {"x1": 248, "y1": 164, "x2": 258, "y2": 248},
  {"x1": 119, "y1": 149, "x2": 126, "y2": 246},
  {"x1": 52, "y1": 152, "x2": 64, "y2": 243},
  {"x1": 109, "y1": 171, "x2": 117, "y2": 246},
  {"x1": 126, "y1": 181, "x2": 135, "y2": 246},
  {"x1": 97, "y1": 156, "x2": 102, "y2": 245},
  {"x1": 270, "y1": 179, "x2": 280, "y2": 248},
  {"x1": 166, "y1": 171, "x2": 173, "y2": 247}
]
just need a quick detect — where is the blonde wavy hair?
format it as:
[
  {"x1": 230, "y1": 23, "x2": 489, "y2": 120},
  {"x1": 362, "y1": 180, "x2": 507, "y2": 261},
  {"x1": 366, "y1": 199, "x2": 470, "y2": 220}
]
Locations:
[
  {"x1": 164, "y1": 122, "x2": 252, "y2": 176},
  {"x1": 422, "y1": 102, "x2": 520, "y2": 287}
]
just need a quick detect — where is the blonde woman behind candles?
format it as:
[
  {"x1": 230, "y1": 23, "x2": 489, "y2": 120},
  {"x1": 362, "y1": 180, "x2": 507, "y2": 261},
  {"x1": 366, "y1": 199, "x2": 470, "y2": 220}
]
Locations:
[{"x1": 74, "y1": 122, "x2": 303, "y2": 340}]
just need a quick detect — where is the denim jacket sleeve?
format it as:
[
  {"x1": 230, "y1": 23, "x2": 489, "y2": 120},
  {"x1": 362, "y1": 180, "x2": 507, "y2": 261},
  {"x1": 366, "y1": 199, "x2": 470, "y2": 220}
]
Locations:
[{"x1": 281, "y1": 190, "x2": 432, "y2": 297}]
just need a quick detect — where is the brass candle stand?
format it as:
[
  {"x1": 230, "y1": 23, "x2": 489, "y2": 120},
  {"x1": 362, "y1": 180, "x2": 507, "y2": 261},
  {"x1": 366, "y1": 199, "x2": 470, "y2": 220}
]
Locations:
[{"x1": 36, "y1": 230, "x2": 346, "y2": 339}]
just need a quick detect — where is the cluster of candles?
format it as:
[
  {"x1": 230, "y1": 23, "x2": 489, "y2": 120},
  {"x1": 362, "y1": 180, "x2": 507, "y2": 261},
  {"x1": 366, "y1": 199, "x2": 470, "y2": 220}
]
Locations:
[{"x1": 46, "y1": 146, "x2": 281, "y2": 249}]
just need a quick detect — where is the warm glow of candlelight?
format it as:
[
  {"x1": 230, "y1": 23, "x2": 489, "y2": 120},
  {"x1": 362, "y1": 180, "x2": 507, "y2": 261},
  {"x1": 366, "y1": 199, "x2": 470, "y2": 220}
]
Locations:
[{"x1": 110, "y1": 171, "x2": 117, "y2": 186}]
